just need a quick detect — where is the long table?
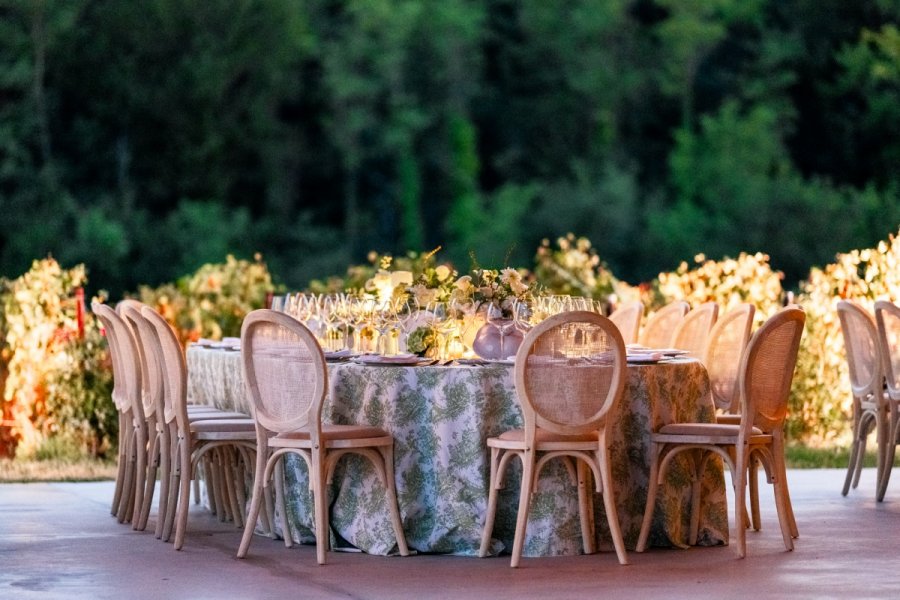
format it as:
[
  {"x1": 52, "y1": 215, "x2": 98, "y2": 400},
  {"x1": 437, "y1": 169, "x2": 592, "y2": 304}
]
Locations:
[{"x1": 187, "y1": 347, "x2": 727, "y2": 556}]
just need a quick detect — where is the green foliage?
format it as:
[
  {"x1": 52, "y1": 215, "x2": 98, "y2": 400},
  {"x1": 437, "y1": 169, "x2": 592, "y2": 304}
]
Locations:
[
  {"x1": 0, "y1": 258, "x2": 114, "y2": 459},
  {"x1": 138, "y1": 254, "x2": 275, "y2": 343}
]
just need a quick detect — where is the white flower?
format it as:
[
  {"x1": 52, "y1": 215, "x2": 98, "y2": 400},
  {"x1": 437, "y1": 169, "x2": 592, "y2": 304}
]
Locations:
[
  {"x1": 500, "y1": 268, "x2": 521, "y2": 285},
  {"x1": 455, "y1": 275, "x2": 473, "y2": 292},
  {"x1": 391, "y1": 270, "x2": 413, "y2": 287},
  {"x1": 435, "y1": 265, "x2": 451, "y2": 282}
]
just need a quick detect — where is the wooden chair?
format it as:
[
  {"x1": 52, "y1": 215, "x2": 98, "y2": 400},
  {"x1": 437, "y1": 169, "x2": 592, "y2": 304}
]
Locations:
[
  {"x1": 140, "y1": 305, "x2": 259, "y2": 550},
  {"x1": 837, "y1": 300, "x2": 885, "y2": 499},
  {"x1": 93, "y1": 302, "x2": 135, "y2": 520},
  {"x1": 672, "y1": 302, "x2": 719, "y2": 359},
  {"x1": 705, "y1": 304, "x2": 757, "y2": 419},
  {"x1": 873, "y1": 300, "x2": 900, "y2": 501},
  {"x1": 609, "y1": 301, "x2": 644, "y2": 345},
  {"x1": 236, "y1": 309, "x2": 409, "y2": 564},
  {"x1": 639, "y1": 301, "x2": 689, "y2": 349},
  {"x1": 636, "y1": 306, "x2": 805, "y2": 558},
  {"x1": 703, "y1": 303, "x2": 769, "y2": 531},
  {"x1": 92, "y1": 303, "x2": 147, "y2": 529},
  {"x1": 478, "y1": 310, "x2": 628, "y2": 567}
]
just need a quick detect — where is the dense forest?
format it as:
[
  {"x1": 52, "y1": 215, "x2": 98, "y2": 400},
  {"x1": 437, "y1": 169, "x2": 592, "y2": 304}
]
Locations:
[{"x1": 1, "y1": 0, "x2": 899, "y2": 298}]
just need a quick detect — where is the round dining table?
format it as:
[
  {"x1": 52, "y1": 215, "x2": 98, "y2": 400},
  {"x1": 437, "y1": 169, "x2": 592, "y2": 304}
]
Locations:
[{"x1": 187, "y1": 346, "x2": 727, "y2": 557}]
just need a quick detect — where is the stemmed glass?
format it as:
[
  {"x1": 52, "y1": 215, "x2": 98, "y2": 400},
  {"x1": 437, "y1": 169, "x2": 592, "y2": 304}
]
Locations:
[
  {"x1": 486, "y1": 302, "x2": 517, "y2": 358},
  {"x1": 450, "y1": 297, "x2": 478, "y2": 356},
  {"x1": 375, "y1": 300, "x2": 402, "y2": 356},
  {"x1": 426, "y1": 301, "x2": 454, "y2": 360}
]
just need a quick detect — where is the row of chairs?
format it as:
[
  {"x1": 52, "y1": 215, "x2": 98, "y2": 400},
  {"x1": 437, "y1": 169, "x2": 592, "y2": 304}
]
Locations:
[
  {"x1": 95, "y1": 301, "x2": 409, "y2": 564},
  {"x1": 612, "y1": 299, "x2": 805, "y2": 557},
  {"x1": 478, "y1": 304, "x2": 804, "y2": 565},
  {"x1": 99, "y1": 299, "x2": 803, "y2": 566},
  {"x1": 609, "y1": 299, "x2": 718, "y2": 358},
  {"x1": 838, "y1": 299, "x2": 900, "y2": 501}
]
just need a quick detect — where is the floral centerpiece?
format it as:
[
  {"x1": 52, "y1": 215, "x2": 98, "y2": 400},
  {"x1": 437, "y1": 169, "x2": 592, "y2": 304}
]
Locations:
[{"x1": 452, "y1": 267, "x2": 532, "y2": 317}]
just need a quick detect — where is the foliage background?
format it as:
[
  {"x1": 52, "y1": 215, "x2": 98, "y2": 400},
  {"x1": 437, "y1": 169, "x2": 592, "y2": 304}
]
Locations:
[
  {"x1": 2, "y1": 1, "x2": 900, "y2": 456},
  {"x1": 1, "y1": 0, "x2": 899, "y2": 300}
]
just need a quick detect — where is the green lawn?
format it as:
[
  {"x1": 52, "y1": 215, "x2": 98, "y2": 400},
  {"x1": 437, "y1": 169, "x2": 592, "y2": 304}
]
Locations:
[{"x1": 0, "y1": 458, "x2": 117, "y2": 483}]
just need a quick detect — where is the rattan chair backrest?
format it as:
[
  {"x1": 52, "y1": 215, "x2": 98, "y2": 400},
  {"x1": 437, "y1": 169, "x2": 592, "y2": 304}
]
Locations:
[
  {"x1": 609, "y1": 301, "x2": 644, "y2": 346},
  {"x1": 514, "y1": 310, "x2": 626, "y2": 435},
  {"x1": 838, "y1": 300, "x2": 883, "y2": 403},
  {"x1": 92, "y1": 301, "x2": 127, "y2": 412},
  {"x1": 739, "y1": 306, "x2": 805, "y2": 433},
  {"x1": 672, "y1": 302, "x2": 719, "y2": 358},
  {"x1": 94, "y1": 302, "x2": 144, "y2": 423},
  {"x1": 640, "y1": 301, "x2": 689, "y2": 349},
  {"x1": 874, "y1": 300, "x2": 900, "y2": 400},
  {"x1": 123, "y1": 303, "x2": 169, "y2": 426},
  {"x1": 703, "y1": 303, "x2": 755, "y2": 413},
  {"x1": 241, "y1": 310, "x2": 327, "y2": 435},
  {"x1": 120, "y1": 302, "x2": 160, "y2": 421},
  {"x1": 141, "y1": 305, "x2": 190, "y2": 430}
]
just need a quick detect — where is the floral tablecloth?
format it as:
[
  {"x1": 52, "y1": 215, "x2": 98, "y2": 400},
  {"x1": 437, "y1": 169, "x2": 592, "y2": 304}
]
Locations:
[{"x1": 187, "y1": 347, "x2": 727, "y2": 556}]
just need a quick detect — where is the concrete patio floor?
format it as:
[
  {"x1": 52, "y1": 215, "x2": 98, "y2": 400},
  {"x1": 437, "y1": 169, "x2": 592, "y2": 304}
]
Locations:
[{"x1": 2, "y1": 468, "x2": 899, "y2": 600}]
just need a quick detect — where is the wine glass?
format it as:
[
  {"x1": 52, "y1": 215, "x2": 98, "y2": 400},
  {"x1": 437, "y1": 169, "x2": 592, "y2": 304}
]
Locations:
[{"x1": 486, "y1": 303, "x2": 516, "y2": 358}]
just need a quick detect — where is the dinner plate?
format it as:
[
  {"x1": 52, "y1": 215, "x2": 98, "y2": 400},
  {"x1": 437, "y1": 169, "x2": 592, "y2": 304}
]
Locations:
[
  {"x1": 456, "y1": 358, "x2": 488, "y2": 365},
  {"x1": 482, "y1": 358, "x2": 516, "y2": 366},
  {"x1": 650, "y1": 348, "x2": 691, "y2": 357},
  {"x1": 352, "y1": 354, "x2": 422, "y2": 366}
]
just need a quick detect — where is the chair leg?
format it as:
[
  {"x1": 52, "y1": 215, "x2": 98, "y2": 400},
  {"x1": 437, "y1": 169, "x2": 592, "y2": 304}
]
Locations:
[
  {"x1": 877, "y1": 407, "x2": 899, "y2": 502},
  {"x1": 162, "y1": 432, "x2": 180, "y2": 542},
  {"x1": 130, "y1": 427, "x2": 147, "y2": 530},
  {"x1": 237, "y1": 442, "x2": 268, "y2": 558},
  {"x1": 576, "y1": 459, "x2": 595, "y2": 555},
  {"x1": 173, "y1": 441, "x2": 194, "y2": 550},
  {"x1": 510, "y1": 450, "x2": 535, "y2": 568},
  {"x1": 155, "y1": 427, "x2": 171, "y2": 539},
  {"x1": 636, "y1": 442, "x2": 662, "y2": 553},
  {"x1": 771, "y1": 452, "x2": 795, "y2": 551},
  {"x1": 117, "y1": 433, "x2": 135, "y2": 523},
  {"x1": 111, "y1": 412, "x2": 128, "y2": 516},
  {"x1": 688, "y1": 450, "x2": 703, "y2": 545},
  {"x1": 733, "y1": 449, "x2": 748, "y2": 558},
  {"x1": 842, "y1": 402, "x2": 862, "y2": 496},
  {"x1": 749, "y1": 456, "x2": 761, "y2": 531},
  {"x1": 137, "y1": 432, "x2": 160, "y2": 532},
  {"x1": 598, "y1": 446, "x2": 628, "y2": 565},
  {"x1": 380, "y1": 445, "x2": 409, "y2": 556},
  {"x1": 875, "y1": 407, "x2": 889, "y2": 501},
  {"x1": 274, "y1": 459, "x2": 292, "y2": 548},
  {"x1": 227, "y1": 448, "x2": 246, "y2": 529},
  {"x1": 478, "y1": 447, "x2": 502, "y2": 557},
  {"x1": 312, "y1": 450, "x2": 329, "y2": 565}
]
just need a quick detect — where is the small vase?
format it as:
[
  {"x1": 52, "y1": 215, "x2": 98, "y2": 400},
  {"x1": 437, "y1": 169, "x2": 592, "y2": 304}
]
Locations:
[{"x1": 472, "y1": 320, "x2": 524, "y2": 360}]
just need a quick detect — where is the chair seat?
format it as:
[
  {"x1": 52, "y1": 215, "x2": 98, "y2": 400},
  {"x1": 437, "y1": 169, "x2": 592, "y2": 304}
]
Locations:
[
  {"x1": 190, "y1": 418, "x2": 257, "y2": 433},
  {"x1": 274, "y1": 424, "x2": 391, "y2": 446},
  {"x1": 653, "y1": 422, "x2": 770, "y2": 445},
  {"x1": 189, "y1": 411, "x2": 249, "y2": 421},
  {"x1": 488, "y1": 428, "x2": 600, "y2": 451},
  {"x1": 658, "y1": 422, "x2": 763, "y2": 437}
]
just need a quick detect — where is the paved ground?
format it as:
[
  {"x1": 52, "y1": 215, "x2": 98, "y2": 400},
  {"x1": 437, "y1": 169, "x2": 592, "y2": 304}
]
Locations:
[{"x1": 2, "y1": 469, "x2": 900, "y2": 600}]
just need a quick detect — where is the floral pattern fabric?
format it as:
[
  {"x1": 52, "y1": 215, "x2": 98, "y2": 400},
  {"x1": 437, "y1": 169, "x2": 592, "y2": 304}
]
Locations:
[{"x1": 187, "y1": 347, "x2": 727, "y2": 556}]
